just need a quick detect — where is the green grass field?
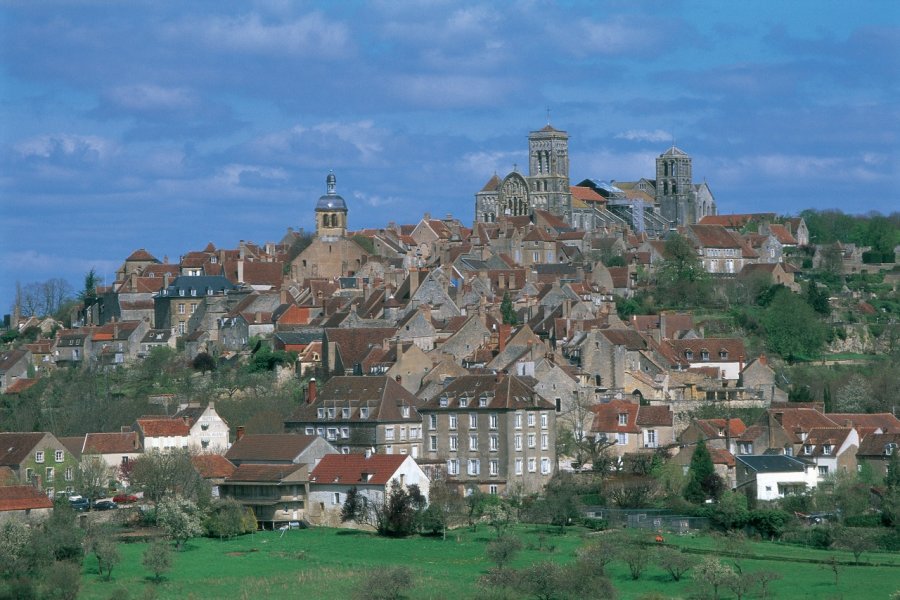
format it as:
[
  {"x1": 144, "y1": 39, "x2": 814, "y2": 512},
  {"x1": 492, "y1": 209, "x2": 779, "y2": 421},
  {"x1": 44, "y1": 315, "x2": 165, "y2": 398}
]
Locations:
[{"x1": 79, "y1": 526, "x2": 900, "y2": 599}]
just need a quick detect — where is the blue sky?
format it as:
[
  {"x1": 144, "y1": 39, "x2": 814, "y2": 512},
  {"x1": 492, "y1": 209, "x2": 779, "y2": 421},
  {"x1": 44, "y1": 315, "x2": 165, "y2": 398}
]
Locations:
[{"x1": 1, "y1": 1, "x2": 898, "y2": 311}]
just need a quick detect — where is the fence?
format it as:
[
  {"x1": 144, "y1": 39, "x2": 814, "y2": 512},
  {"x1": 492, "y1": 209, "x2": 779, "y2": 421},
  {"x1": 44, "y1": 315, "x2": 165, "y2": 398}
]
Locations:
[{"x1": 583, "y1": 507, "x2": 709, "y2": 534}]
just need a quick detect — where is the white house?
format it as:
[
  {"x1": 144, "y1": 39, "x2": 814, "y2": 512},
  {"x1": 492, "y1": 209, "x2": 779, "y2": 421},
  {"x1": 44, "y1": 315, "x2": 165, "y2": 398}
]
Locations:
[
  {"x1": 798, "y1": 427, "x2": 860, "y2": 480},
  {"x1": 81, "y1": 431, "x2": 143, "y2": 486},
  {"x1": 133, "y1": 403, "x2": 230, "y2": 453},
  {"x1": 307, "y1": 454, "x2": 430, "y2": 527},
  {"x1": 735, "y1": 455, "x2": 818, "y2": 501}
]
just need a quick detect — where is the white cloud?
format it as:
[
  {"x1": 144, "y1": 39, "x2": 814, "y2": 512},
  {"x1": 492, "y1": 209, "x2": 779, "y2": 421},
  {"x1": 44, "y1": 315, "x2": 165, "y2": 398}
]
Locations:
[
  {"x1": 106, "y1": 84, "x2": 199, "y2": 112},
  {"x1": 3, "y1": 250, "x2": 119, "y2": 281},
  {"x1": 166, "y1": 12, "x2": 352, "y2": 58},
  {"x1": 577, "y1": 150, "x2": 658, "y2": 181},
  {"x1": 216, "y1": 164, "x2": 289, "y2": 187},
  {"x1": 459, "y1": 150, "x2": 522, "y2": 178},
  {"x1": 249, "y1": 120, "x2": 386, "y2": 165},
  {"x1": 352, "y1": 191, "x2": 399, "y2": 208},
  {"x1": 390, "y1": 74, "x2": 519, "y2": 108},
  {"x1": 710, "y1": 153, "x2": 891, "y2": 185},
  {"x1": 615, "y1": 129, "x2": 673, "y2": 143},
  {"x1": 14, "y1": 134, "x2": 118, "y2": 161}
]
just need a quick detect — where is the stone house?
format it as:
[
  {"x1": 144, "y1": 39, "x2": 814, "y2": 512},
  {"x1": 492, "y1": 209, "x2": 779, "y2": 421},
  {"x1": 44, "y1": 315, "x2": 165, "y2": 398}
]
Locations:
[
  {"x1": 0, "y1": 486, "x2": 54, "y2": 523},
  {"x1": 153, "y1": 275, "x2": 239, "y2": 338},
  {"x1": 396, "y1": 306, "x2": 438, "y2": 351},
  {"x1": 855, "y1": 433, "x2": 900, "y2": 481},
  {"x1": 418, "y1": 374, "x2": 556, "y2": 496},
  {"x1": 138, "y1": 329, "x2": 176, "y2": 357},
  {"x1": 686, "y1": 224, "x2": 757, "y2": 275},
  {"x1": 663, "y1": 338, "x2": 747, "y2": 381},
  {"x1": 220, "y1": 463, "x2": 309, "y2": 529},
  {"x1": 737, "y1": 405, "x2": 838, "y2": 456},
  {"x1": 679, "y1": 418, "x2": 747, "y2": 454},
  {"x1": 307, "y1": 454, "x2": 430, "y2": 527},
  {"x1": 589, "y1": 400, "x2": 674, "y2": 458},
  {"x1": 322, "y1": 327, "x2": 398, "y2": 377},
  {"x1": 0, "y1": 349, "x2": 32, "y2": 392},
  {"x1": 224, "y1": 433, "x2": 336, "y2": 467},
  {"x1": 134, "y1": 402, "x2": 230, "y2": 453},
  {"x1": 89, "y1": 320, "x2": 150, "y2": 367},
  {"x1": 578, "y1": 328, "x2": 655, "y2": 391},
  {"x1": 191, "y1": 454, "x2": 236, "y2": 499},
  {"x1": 797, "y1": 427, "x2": 860, "y2": 479},
  {"x1": 0, "y1": 432, "x2": 80, "y2": 498},
  {"x1": 53, "y1": 330, "x2": 88, "y2": 368},
  {"x1": 285, "y1": 376, "x2": 424, "y2": 458},
  {"x1": 79, "y1": 431, "x2": 143, "y2": 487}
]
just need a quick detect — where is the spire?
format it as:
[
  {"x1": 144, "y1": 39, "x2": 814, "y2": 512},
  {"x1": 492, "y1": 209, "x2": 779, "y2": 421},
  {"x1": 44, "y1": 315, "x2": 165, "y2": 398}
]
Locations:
[
  {"x1": 326, "y1": 170, "x2": 336, "y2": 196},
  {"x1": 546, "y1": 106, "x2": 551, "y2": 125}
]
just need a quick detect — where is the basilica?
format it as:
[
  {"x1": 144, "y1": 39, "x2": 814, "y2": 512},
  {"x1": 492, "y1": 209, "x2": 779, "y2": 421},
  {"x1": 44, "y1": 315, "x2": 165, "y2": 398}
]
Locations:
[{"x1": 474, "y1": 124, "x2": 716, "y2": 233}]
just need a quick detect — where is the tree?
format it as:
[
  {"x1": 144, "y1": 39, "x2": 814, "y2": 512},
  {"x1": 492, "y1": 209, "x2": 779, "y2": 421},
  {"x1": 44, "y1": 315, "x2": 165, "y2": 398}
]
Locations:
[
  {"x1": 761, "y1": 288, "x2": 827, "y2": 360},
  {"x1": 684, "y1": 440, "x2": 721, "y2": 504},
  {"x1": 75, "y1": 454, "x2": 112, "y2": 502},
  {"x1": 142, "y1": 540, "x2": 173, "y2": 583},
  {"x1": 755, "y1": 571, "x2": 782, "y2": 600},
  {"x1": 204, "y1": 498, "x2": 256, "y2": 539},
  {"x1": 577, "y1": 534, "x2": 619, "y2": 576},
  {"x1": 483, "y1": 500, "x2": 517, "y2": 539},
  {"x1": 86, "y1": 531, "x2": 120, "y2": 581},
  {"x1": 656, "y1": 546, "x2": 696, "y2": 581},
  {"x1": 485, "y1": 535, "x2": 523, "y2": 572},
  {"x1": 513, "y1": 560, "x2": 615, "y2": 600},
  {"x1": 656, "y1": 233, "x2": 711, "y2": 307},
  {"x1": 527, "y1": 472, "x2": 582, "y2": 532},
  {"x1": 501, "y1": 292, "x2": 517, "y2": 325},
  {"x1": 887, "y1": 448, "x2": 900, "y2": 490},
  {"x1": 343, "y1": 480, "x2": 426, "y2": 537},
  {"x1": 833, "y1": 527, "x2": 876, "y2": 564},
  {"x1": 81, "y1": 269, "x2": 99, "y2": 301},
  {"x1": 420, "y1": 478, "x2": 466, "y2": 540},
  {"x1": 710, "y1": 491, "x2": 749, "y2": 531},
  {"x1": 191, "y1": 352, "x2": 217, "y2": 373},
  {"x1": 39, "y1": 560, "x2": 81, "y2": 600},
  {"x1": 129, "y1": 449, "x2": 208, "y2": 503},
  {"x1": 156, "y1": 495, "x2": 205, "y2": 550},
  {"x1": 353, "y1": 566, "x2": 413, "y2": 600},
  {"x1": 804, "y1": 281, "x2": 831, "y2": 316},
  {"x1": 692, "y1": 557, "x2": 735, "y2": 600},
  {"x1": 835, "y1": 374, "x2": 872, "y2": 413},
  {"x1": 619, "y1": 540, "x2": 650, "y2": 580}
]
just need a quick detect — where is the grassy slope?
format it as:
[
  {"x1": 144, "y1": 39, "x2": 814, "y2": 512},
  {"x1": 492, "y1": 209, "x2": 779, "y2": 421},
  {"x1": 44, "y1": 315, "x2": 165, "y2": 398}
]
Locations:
[{"x1": 79, "y1": 527, "x2": 900, "y2": 600}]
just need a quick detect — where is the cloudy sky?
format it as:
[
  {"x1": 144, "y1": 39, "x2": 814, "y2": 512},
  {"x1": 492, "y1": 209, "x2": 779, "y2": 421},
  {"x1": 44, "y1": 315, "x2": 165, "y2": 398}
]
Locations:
[{"x1": 1, "y1": 1, "x2": 897, "y2": 311}]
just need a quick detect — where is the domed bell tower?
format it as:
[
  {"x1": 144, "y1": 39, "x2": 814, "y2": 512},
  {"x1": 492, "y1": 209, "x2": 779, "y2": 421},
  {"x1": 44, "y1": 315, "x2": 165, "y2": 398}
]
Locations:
[{"x1": 315, "y1": 171, "x2": 348, "y2": 240}]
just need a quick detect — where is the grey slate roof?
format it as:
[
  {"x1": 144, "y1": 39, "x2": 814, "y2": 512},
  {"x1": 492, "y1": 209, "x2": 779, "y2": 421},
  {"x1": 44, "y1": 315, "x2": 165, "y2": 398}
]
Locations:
[{"x1": 736, "y1": 455, "x2": 808, "y2": 473}]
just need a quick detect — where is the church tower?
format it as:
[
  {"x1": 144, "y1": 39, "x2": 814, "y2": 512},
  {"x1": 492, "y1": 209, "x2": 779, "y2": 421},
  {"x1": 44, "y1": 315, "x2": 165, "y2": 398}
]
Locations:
[
  {"x1": 527, "y1": 124, "x2": 571, "y2": 217},
  {"x1": 655, "y1": 145, "x2": 694, "y2": 226},
  {"x1": 315, "y1": 171, "x2": 348, "y2": 240}
]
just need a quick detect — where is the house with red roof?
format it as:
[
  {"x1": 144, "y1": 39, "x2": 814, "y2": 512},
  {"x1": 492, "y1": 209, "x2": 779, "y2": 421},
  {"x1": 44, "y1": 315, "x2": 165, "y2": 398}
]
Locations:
[
  {"x1": 307, "y1": 453, "x2": 429, "y2": 527},
  {"x1": 133, "y1": 402, "x2": 229, "y2": 453},
  {"x1": 0, "y1": 485, "x2": 54, "y2": 523},
  {"x1": 589, "y1": 400, "x2": 674, "y2": 458}
]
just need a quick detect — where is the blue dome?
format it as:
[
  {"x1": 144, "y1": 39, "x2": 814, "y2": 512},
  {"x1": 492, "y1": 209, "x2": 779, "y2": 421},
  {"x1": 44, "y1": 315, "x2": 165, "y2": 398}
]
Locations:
[{"x1": 315, "y1": 171, "x2": 347, "y2": 211}]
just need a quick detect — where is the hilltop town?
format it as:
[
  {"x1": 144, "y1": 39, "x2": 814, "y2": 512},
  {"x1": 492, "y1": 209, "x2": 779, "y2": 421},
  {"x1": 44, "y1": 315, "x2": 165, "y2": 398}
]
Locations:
[{"x1": 1, "y1": 123, "x2": 899, "y2": 598}]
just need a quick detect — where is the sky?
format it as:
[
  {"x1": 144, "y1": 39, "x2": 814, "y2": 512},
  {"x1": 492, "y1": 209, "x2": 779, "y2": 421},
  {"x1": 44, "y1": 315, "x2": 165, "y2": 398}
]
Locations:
[{"x1": 1, "y1": 0, "x2": 898, "y2": 312}]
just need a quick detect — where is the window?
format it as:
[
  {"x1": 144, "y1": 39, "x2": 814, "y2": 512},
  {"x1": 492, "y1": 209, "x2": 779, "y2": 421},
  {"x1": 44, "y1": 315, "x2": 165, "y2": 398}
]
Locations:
[
  {"x1": 541, "y1": 433, "x2": 549, "y2": 450},
  {"x1": 178, "y1": 303, "x2": 185, "y2": 315},
  {"x1": 447, "y1": 459, "x2": 459, "y2": 476},
  {"x1": 449, "y1": 414, "x2": 457, "y2": 430},
  {"x1": 489, "y1": 414, "x2": 498, "y2": 430},
  {"x1": 541, "y1": 458, "x2": 551, "y2": 474},
  {"x1": 616, "y1": 433, "x2": 627, "y2": 446},
  {"x1": 479, "y1": 397, "x2": 487, "y2": 408},
  {"x1": 190, "y1": 303, "x2": 197, "y2": 314},
  {"x1": 489, "y1": 460, "x2": 499, "y2": 476},
  {"x1": 55, "y1": 450, "x2": 64, "y2": 462},
  {"x1": 449, "y1": 435, "x2": 458, "y2": 452},
  {"x1": 469, "y1": 413, "x2": 478, "y2": 429},
  {"x1": 469, "y1": 434, "x2": 478, "y2": 451},
  {"x1": 645, "y1": 430, "x2": 657, "y2": 448},
  {"x1": 342, "y1": 447, "x2": 350, "y2": 454},
  {"x1": 401, "y1": 406, "x2": 410, "y2": 418},
  {"x1": 823, "y1": 445, "x2": 833, "y2": 455},
  {"x1": 684, "y1": 350, "x2": 693, "y2": 360},
  {"x1": 701, "y1": 350, "x2": 710, "y2": 361},
  {"x1": 719, "y1": 350, "x2": 728, "y2": 360},
  {"x1": 540, "y1": 413, "x2": 548, "y2": 429},
  {"x1": 514, "y1": 434, "x2": 522, "y2": 451},
  {"x1": 25, "y1": 468, "x2": 33, "y2": 482},
  {"x1": 360, "y1": 407, "x2": 369, "y2": 419},
  {"x1": 515, "y1": 458, "x2": 523, "y2": 475},
  {"x1": 429, "y1": 414, "x2": 437, "y2": 430},
  {"x1": 515, "y1": 413, "x2": 523, "y2": 429},
  {"x1": 35, "y1": 451, "x2": 44, "y2": 463},
  {"x1": 818, "y1": 466, "x2": 828, "y2": 476},
  {"x1": 45, "y1": 467, "x2": 54, "y2": 483},
  {"x1": 527, "y1": 413, "x2": 535, "y2": 428},
  {"x1": 528, "y1": 458, "x2": 537, "y2": 472},
  {"x1": 326, "y1": 408, "x2": 335, "y2": 419},
  {"x1": 467, "y1": 459, "x2": 480, "y2": 476},
  {"x1": 400, "y1": 427, "x2": 407, "y2": 441},
  {"x1": 489, "y1": 484, "x2": 499, "y2": 495},
  {"x1": 490, "y1": 435, "x2": 499, "y2": 452},
  {"x1": 429, "y1": 435, "x2": 437, "y2": 452},
  {"x1": 332, "y1": 492, "x2": 341, "y2": 505},
  {"x1": 618, "y1": 413, "x2": 628, "y2": 426},
  {"x1": 179, "y1": 322, "x2": 185, "y2": 335},
  {"x1": 528, "y1": 433, "x2": 536, "y2": 448},
  {"x1": 385, "y1": 427, "x2": 395, "y2": 441},
  {"x1": 341, "y1": 427, "x2": 349, "y2": 439},
  {"x1": 305, "y1": 427, "x2": 314, "y2": 435},
  {"x1": 342, "y1": 408, "x2": 350, "y2": 419},
  {"x1": 439, "y1": 397, "x2": 448, "y2": 408},
  {"x1": 65, "y1": 467, "x2": 73, "y2": 481},
  {"x1": 385, "y1": 445, "x2": 393, "y2": 455},
  {"x1": 459, "y1": 397, "x2": 468, "y2": 408}
]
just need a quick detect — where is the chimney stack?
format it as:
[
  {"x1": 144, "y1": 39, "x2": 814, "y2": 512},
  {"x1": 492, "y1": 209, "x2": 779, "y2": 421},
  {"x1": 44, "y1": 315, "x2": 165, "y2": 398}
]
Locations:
[
  {"x1": 236, "y1": 426, "x2": 245, "y2": 442},
  {"x1": 499, "y1": 323, "x2": 511, "y2": 353},
  {"x1": 307, "y1": 378, "x2": 317, "y2": 404}
]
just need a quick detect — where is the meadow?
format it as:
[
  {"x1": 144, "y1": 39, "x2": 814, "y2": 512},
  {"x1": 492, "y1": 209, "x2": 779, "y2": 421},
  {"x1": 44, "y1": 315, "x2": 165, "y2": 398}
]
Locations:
[{"x1": 79, "y1": 526, "x2": 900, "y2": 599}]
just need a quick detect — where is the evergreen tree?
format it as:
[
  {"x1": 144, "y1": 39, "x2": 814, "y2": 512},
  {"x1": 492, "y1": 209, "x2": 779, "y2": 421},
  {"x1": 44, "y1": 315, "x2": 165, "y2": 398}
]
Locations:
[
  {"x1": 684, "y1": 439, "x2": 721, "y2": 503},
  {"x1": 500, "y1": 292, "x2": 517, "y2": 325},
  {"x1": 886, "y1": 448, "x2": 900, "y2": 491}
]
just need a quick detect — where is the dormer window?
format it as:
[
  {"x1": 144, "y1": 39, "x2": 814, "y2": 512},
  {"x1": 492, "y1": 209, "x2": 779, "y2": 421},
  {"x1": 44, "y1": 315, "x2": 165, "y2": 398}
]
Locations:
[
  {"x1": 618, "y1": 413, "x2": 628, "y2": 426},
  {"x1": 823, "y1": 444, "x2": 833, "y2": 455},
  {"x1": 685, "y1": 350, "x2": 693, "y2": 360},
  {"x1": 459, "y1": 398, "x2": 468, "y2": 408},
  {"x1": 804, "y1": 444, "x2": 813, "y2": 455},
  {"x1": 479, "y1": 398, "x2": 488, "y2": 407},
  {"x1": 179, "y1": 289, "x2": 185, "y2": 297},
  {"x1": 317, "y1": 408, "x2": 325, "y2": 419},
  {"x1": 326, "y1": 408, "x2": 335, "y2": 419},
  {"x1": 341, "y1": 408, "x2": 350, "y2": 419},
  {"x1": 719, "y1": 350, "x2": 728, "y2": 360},
  {"x1": 439, "y1": 396, "x2": 448, "y2": 408},
  {"x1": 360, "y1": 407, "x2": 369, "y2": 419},
  {"x1": 401, "y1": 406, "x2": 410, "y2": 418},
  {"x1": 701, "y1": 350, "x2": 710, "y2": 361},
  {"x1": 210, "y1": 256, "x2": 217, "y2": 264},
  {"x1": 190, "y1": 289, "x2": 197, "y2": 297},
  {"x1": 718, "y1": 429, "x2": 725, "y2": 437}
]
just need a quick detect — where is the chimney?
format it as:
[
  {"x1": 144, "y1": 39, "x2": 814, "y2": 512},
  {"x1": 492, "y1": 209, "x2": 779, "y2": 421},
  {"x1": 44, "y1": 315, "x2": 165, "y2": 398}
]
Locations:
[
  {"x1": 130, "y1": 272, "x2": 137, "y2": 292},
  {"x1": 409, "y1": 268, "x2": 421, "y2": 296},
  {"x1": 307, "y1": 378, "x2": 317, "y2": 404},
  {"x1": 562, "y1": 299, "x2": 571, "y2": 318},
  {"x1": 255, "y1": 311, "x2": 262, "y2": 324},
  {"x1": 499, "y1": 323, "x2": 511, "y2": 353},
  {"x1": 237, "y1": 260, "x2": 244, "y2": 284},
  {"x1": 382, "y1": 337, "x2": 390, "y2": 351},
  {"x1": 163, "y1": 272, "x2": 170, "y2": 289},
  {"x1": 239, "y1": 240, "x2": 246, "y2": 260},
  {"x1": 758, "y1": 353, "x2": 767, "y2": 366},
  {"x1": 182, "y1": 415, "x2": 190, "y2": 426},
  {"x1": 113, "y1": 323, "x2": 119, "y2": 340},
  {"x1": 236, "y1": 426, "x2": 245, "y2": 442},
  {"x1": 280, "y1": 289, "x2": 288, "y2": 305}
]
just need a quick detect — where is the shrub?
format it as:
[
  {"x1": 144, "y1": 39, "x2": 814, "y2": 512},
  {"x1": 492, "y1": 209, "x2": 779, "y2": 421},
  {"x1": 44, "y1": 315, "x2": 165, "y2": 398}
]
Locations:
[
  {"x1": 844, "y1": 514, "x2": 882, "y2": 528},
  {"x1": 582, "y1": 517, "x2": 607, "y2": 531},
  {"x1": 353, "y1": 566, "x2": 413, "y2": 600}
]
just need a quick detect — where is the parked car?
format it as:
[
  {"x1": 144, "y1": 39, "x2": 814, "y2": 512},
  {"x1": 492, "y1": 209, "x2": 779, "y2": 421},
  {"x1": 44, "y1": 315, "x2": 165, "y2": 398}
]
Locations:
[
  {"x1": 69, "y1": 496, "x2": 90, "y2": 512},
  {"x1": 92, "y1": 500, "x2": 118, "y2": 511},
  {"x1": 112, "y1": 494, "x2": 138, "y2": 504}
]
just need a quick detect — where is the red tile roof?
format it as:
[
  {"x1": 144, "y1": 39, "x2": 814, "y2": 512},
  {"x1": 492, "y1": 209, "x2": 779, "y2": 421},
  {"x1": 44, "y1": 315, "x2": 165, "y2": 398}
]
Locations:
[
  {"x1": 227, "y1": 463, "x2": 306, "y2": 482},
  {"x1": 192, "y1": 454, "x2": 236, "y2": 479},
  {"x1": 0, "y1": 486, "x2": 54, "y2": 511},
  {"x1": 4, "y1": 378, "x2": 40, "y2": 395},
  {"x1": 309, "y1": 453, "x2": 408, "y2": 486},
  {"x1": 694, "y1": 418, "x2": 747, "y2": 439},
  {"x1": 689, "y1": 224, "x2": 744, "y2": 249},
  {"x1": 827, "y1": 413, "x2": 900, "y2": 433},
  {"x1": 84, "y1": 432, "x2": 141, "y2": 454},
  {"x1": 136, "y1": 418, "x2": 190, "y2": 437},
  {"x1": 126, "y1": 248, "x2": 158, "y2": 262},
  {"x1": 225, "y1": 434, "x2": 321, "y2": 463}
]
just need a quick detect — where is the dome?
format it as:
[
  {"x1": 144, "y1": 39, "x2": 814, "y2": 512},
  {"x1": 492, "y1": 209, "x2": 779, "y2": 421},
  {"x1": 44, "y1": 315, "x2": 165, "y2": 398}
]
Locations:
[{"x1": 315, "y1": 171, "x2": 347, "y2": 211}]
